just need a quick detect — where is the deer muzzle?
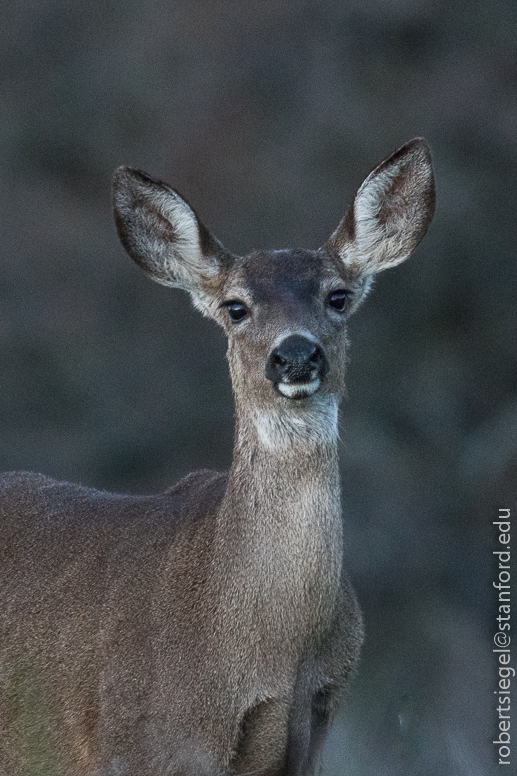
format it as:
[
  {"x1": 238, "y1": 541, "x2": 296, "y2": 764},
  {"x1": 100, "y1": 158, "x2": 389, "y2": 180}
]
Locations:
[{"x1": 265, "y1": 334, "x2": 329, "y2": 399}]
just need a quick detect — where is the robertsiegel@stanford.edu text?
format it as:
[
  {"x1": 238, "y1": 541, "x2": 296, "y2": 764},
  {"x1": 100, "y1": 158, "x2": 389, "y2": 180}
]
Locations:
[{"x1": 493, "y1": 508, "x2": 512, "y2": 766}]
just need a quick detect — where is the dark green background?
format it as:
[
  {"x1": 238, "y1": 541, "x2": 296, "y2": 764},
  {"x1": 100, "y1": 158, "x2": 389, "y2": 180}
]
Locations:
[{"x1": 1, "y1": 1, "x2": 515, "y2": 774}]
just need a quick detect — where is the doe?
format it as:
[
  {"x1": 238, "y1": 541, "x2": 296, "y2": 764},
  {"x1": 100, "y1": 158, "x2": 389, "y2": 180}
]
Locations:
[{"x1": 0, "y1": 139, "x2": 435, "y2": 776}]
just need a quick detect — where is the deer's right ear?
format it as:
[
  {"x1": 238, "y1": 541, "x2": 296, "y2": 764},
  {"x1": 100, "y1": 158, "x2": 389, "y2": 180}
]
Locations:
[{"x1": 112, "y1": 167, "x2": 230, "y2": 301}]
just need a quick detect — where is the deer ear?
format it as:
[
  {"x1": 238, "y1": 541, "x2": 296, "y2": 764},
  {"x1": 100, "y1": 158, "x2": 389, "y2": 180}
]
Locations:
[
  {"x1": 324, "y1": 138, "x2": 435, "y2": 276},
  {"x1": 112, "y1": 167, "x2": 229, "y2": 298}
]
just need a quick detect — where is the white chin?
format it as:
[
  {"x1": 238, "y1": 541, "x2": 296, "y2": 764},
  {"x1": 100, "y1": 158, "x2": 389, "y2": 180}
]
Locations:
[{"x1": 277, "y1": 378, "x2": 321, "y2": 399}]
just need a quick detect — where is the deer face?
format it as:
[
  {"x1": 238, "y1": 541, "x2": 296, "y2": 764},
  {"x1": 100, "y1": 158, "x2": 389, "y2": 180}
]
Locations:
[
  {"x1": 113, "y1": 139, "x2": 434, "y2": 426},
  {"x1": 213, "y1": 248, "x2": 361, "y2": 410}
]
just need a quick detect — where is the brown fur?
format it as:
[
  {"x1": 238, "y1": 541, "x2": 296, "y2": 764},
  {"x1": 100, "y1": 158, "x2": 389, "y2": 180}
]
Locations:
[{"x1": 0, "y1": 139, "x2": 434, "y2": 775}]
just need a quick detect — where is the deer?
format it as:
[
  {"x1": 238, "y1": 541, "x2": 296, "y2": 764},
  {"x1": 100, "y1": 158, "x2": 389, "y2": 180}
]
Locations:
[{"x1": 0, "y1": 138, "x2": 435, "y2": 776}]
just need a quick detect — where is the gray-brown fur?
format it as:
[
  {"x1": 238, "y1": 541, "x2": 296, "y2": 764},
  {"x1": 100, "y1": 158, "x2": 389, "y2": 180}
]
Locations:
[{"x1": 0, "y1": 139, "x2": 435, "y2": 775}]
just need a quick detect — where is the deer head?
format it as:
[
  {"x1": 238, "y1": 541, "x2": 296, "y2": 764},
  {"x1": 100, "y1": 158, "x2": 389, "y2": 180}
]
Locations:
[{"x1": 113, "y1": 139, "x2": 435, "y2": 446}]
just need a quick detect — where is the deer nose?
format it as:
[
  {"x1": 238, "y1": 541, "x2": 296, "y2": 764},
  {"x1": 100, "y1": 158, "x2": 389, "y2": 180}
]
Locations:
[{"x1": 266, "y1": 335, "x2": 329, "y2": 384}]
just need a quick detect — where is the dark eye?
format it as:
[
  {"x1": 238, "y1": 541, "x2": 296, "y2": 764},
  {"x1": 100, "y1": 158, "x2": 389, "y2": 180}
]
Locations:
[
  {"x1": 327, "y1": 289, "x2": 350, "y2": 312},
  {"x1": 223, "y1": 300, "x2": 249, "y2": 323}
]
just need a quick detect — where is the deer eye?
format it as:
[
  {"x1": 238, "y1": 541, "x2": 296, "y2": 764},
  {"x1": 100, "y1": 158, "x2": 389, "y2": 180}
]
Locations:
[
  {"x1": 222, "y1": 300, "x2": 249, "y2": 323},
  {"x1": 327, "y1": 289, "x2": 350, "y2": 312}
]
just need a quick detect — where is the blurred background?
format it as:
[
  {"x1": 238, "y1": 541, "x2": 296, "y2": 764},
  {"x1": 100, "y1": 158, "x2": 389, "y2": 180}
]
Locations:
[{"x1": 1, "y1": 1, "x2": 515, "y2": 773}]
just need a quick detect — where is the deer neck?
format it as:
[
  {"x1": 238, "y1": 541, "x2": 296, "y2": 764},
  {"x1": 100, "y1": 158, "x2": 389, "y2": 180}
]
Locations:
[{"x1": 215, "y1": 395, "x2": 343, "y2": 635}]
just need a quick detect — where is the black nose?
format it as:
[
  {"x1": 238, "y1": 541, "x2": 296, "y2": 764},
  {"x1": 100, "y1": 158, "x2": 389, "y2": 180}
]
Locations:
[{"x1": 266, "y1": 335, "x2": 329, "y2": 384}]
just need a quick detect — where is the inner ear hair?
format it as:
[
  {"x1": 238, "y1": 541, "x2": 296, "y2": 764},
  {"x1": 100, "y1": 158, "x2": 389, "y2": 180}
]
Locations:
[
  {"x1": 325, "y1": 138, "x2": 435, "y2": 276},
  {"x1": 112, "y1": 166, "x2": 230, "y2": 293}
]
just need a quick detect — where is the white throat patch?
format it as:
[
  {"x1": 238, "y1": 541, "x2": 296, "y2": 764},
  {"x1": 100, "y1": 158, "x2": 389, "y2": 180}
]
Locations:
[{"x1": 249, "y1": 396, "x2": 339, "y2": 451}]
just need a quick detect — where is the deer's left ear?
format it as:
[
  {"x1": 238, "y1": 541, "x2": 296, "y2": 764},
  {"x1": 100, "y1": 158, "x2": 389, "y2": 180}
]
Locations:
[{"x1": 324, "y1": 138, "x2": 435, "y2": 277}]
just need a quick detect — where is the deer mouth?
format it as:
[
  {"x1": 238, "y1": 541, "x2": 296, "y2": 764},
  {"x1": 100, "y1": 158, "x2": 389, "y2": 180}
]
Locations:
[{"x1": 276, "y1": 377, "x2": 321, "y2": 400}]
